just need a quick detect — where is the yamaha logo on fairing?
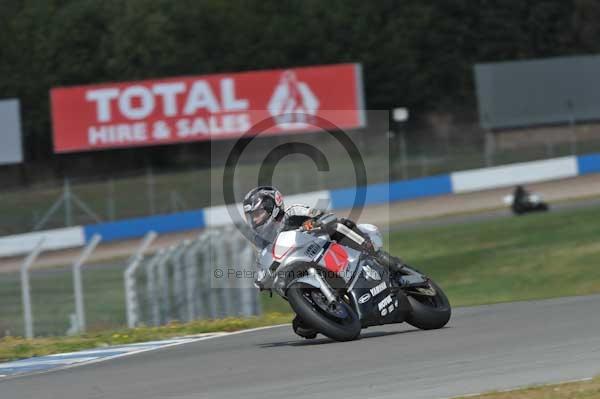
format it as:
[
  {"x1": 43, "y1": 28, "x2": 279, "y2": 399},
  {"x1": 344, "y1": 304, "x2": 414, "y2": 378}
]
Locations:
[
  {"x1": 370, "y1": 282, "x2": 386, "y2": 296},
  {"x1": 358, "y1": 293, "x2": 371, "y2": 304}
]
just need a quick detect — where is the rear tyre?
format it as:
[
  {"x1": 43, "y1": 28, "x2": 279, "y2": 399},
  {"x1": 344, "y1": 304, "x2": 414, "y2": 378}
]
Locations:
[
  {"x1": 406, "y1": 280, "x2": 451, "y2": 330},
  {"x1": 287, "y1": 282, "x2": 361, "y2": 342}
]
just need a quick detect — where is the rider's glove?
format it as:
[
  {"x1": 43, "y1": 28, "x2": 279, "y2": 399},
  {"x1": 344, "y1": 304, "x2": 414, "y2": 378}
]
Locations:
[
  {"x1": 301, "y1": 219, "x2": 315, "y2": 230},
  {"x1": 362, "y1": 237, "x2": 375, "y2": 254}
]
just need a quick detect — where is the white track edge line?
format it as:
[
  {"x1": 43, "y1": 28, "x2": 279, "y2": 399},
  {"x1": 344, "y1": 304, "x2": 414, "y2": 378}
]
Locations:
[{"x1": 0, "y1": 323, "x2": 291, "y2": 380}]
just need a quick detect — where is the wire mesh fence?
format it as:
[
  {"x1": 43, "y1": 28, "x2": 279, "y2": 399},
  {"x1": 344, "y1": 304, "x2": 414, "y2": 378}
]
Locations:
[
  {"x1": 0, "y1": 260, "x2": 128, "y2": 337},
  {"x1": 0, "y1": 226, "x2": 260, "y2": 338},
  {"x1": 129, "y1": 227, "x2": 260, "y2": 327}
]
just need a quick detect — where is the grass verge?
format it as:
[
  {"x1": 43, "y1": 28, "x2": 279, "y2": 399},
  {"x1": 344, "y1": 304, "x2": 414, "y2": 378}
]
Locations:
[
  {"x1": 0, "y1": 312, "x2": 292, "y2": 362},
  {"x1": 387, "y1": 204, "x2": 600, "y2": 307},
  {"x1": 455, "y1": 376, "x2": 600, "y2": 399}
]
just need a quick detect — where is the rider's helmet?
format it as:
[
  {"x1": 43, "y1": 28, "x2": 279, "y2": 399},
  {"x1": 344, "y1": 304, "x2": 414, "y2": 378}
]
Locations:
[{"x1": 243, "y1": 186, "x2": 285, "y2": 244}]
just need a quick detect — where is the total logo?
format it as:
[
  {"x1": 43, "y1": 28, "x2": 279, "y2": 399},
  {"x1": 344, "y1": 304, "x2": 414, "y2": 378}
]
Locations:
[{"x1": 268, "y1": 71, "x2": 319, "y2": 129}]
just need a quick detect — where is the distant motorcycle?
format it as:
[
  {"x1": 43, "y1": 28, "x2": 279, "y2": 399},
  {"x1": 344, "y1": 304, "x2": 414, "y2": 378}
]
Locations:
[
  {"x1": 254, "y1": 223, "x2": 451, "y2": 341},
  {"x1": 504, "y1": 185, "x2": 549, "y2": 215}
]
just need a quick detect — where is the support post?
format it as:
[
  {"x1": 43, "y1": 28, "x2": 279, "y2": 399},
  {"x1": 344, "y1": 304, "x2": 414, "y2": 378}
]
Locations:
[
  {"x1": 21, "y1": 238, "x2": 45, "y2": 339},
  {"x1": 64, "y1": 178, "x2": 72, "y2": 227},
  {"x1": 107, "y1": 179, "x2": 116, "y2": 220},
  {"x1": 484, "y1": 130, "x2": 495, "y2": 167},
  {"x1": 205, "y1": 231, "x2": 219, "y2": 319},
  {"x1": 216, "y1": 232, "x2": 233, "y2": 317},
  {"x1": 184, "y1": 239, "x2": 203, "y2": 322},
  {"x1": 400, "y1": 131, "x2": 408, "y2": 180},
  {"x1": 158, "y1": 246, "x2": 176, "y2": 324},
  {"x1": 124, "y1": 231, "x2": 158, "y2": 328},
  {"x1": 147, "y1": 166, "x2": 156, "y2": 215},
  {"x1": 171, "y1": 241, "x2": 190, "y2": 322},
  {"x1": 73, "y1": 234, "x2": 102, "y2": 333},
  {"x1": 145, "y1": 250, "x2": 165, "y2": 327},
  {"x1": 235, "y1": 234, "x2": 253, "y2": 317}
]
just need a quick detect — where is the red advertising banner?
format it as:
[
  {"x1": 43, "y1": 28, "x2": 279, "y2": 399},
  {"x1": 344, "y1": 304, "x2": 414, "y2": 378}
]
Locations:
[{"x1": 50, "y1": 63, "x2": 365, "y2": 153}]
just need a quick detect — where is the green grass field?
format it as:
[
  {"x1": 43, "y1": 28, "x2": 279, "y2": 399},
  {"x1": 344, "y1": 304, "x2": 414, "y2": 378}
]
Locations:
[
  {"x1": 456, "y1": 376, "x2": 600, "y2": 399},
  {"x1": 390, "y1": 204, "x2": 600, "y2": 307}
]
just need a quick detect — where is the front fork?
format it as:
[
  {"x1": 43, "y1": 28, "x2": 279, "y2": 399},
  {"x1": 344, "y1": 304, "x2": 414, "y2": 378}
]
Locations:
[
  {"x1": 307, "y1": 267, "x2": 337, "y2": 304},
  {"x1": 289, "y1": 267, "x2": 338, "y2": 305}
]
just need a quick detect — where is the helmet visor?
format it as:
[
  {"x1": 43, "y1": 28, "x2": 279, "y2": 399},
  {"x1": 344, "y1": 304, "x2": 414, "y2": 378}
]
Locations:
[{"x1": 246, "y1": 207, "x2": 269, "y2": 228}]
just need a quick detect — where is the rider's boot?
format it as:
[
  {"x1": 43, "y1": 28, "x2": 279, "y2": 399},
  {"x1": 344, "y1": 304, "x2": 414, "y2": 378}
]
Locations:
[
  {"x1": 292, "y1": 316, "x2": 317, "y2": 339},
  {"x1": 374, "y1": 250, "x2": 410, "y2": 287},
  {"x1": 374, "y1": 249, "x2": 405, "y2": 274}
]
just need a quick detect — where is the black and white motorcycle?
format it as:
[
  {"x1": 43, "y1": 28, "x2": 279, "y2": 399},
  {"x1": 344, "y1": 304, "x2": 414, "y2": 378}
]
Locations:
[
  {"x1": 254, "y1": 221, "x2": 451, "y2": 341},
  {"x1": 503, "y1": 187, "x2": 549, "y2": 215}
]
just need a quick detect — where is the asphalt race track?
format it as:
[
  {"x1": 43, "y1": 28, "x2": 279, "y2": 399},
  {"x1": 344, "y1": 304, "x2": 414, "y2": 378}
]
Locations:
[{"x1": 2, "y1": 295, "x2": 600, "y2": 399}]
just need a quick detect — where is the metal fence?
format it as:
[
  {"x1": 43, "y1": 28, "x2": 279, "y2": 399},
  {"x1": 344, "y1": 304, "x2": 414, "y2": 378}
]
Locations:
[
  {"x1": 127, "y1": 227, "x2": 260, "y2": 328},
  {"x1": 0, "y1": 227, "x2": 259, "y2": 338}
]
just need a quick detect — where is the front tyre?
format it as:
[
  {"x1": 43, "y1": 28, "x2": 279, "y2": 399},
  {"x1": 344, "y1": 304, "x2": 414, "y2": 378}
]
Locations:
[
  {"x1": 406, "y1": 280, "x2": 451, "y2": 330},
  {"x1": 287, "y1": 282, "x2": 361, "y2": 342}
]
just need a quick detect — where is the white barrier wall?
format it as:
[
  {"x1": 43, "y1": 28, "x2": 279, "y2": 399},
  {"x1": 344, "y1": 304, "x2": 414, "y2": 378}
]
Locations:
[
  {"x1": 203, "y1": 203, "x2": 245, "y2": 227},
  {"x1": 450, "y1": 157, "x2": 578, "y2": 193},
  {"x1": 0, "y1": 227, "x2": 85, "y2": 257}
]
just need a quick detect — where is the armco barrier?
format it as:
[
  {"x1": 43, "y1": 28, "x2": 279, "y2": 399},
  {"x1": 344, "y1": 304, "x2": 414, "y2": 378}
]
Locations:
[
  {"x1": 330, "y1": 175, "x2": 453, "y2": 209},
  {"x1": 577, "y1": 153, "x2": 600, "y2": 175},
  {"x1": 2, "y1": 152, "x2": 600, "y2": 255},
  {"x1": 0, "y1": 227, "x2": 85, "y2": 257},
  {"x1": 450, "y1": 156, "x2": 578, "y2": 193}
]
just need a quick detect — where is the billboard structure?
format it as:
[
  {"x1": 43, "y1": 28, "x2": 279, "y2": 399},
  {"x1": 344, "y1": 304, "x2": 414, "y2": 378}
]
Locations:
[
  {"x1": 51, "y1": 63, "x2": 365, "y2": 153},
  {"x1": 0, "y1": 99, "x2": 24, "y2": 165},
  {"x1": 475, "y1": 55, "x2": 600, "y2": 130}
]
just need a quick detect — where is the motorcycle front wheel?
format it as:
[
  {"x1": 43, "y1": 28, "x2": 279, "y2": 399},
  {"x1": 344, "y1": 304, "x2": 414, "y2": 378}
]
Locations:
[
  {"x1": 405, "y1": 279, "x2": 451, "y2": 330},
  {"x1": 287, "y1": 282, "x2": 361, "y2": 342}
]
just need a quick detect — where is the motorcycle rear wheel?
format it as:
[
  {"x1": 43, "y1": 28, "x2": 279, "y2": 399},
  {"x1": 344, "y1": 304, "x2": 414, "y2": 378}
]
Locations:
[{"x1": 287, "y1": 282, "x2": 361, "y2": 342}]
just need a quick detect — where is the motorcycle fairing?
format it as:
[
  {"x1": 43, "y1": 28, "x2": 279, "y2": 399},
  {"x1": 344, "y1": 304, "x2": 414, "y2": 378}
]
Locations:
[{"x1": 347, "y1": 259, "x2": 411, "y2": 327}]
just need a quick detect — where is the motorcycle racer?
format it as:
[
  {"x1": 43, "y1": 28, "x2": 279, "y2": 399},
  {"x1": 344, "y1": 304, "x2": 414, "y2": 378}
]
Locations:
[
  {"x1": 243, "y1": 186, "x2": 453, "y2": 340},
  {"x1": 243, "y1": 186, "x2": 408, "y2": 339}
]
